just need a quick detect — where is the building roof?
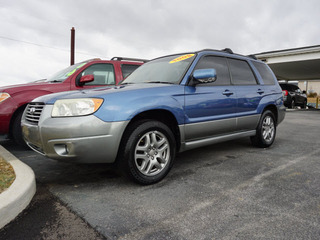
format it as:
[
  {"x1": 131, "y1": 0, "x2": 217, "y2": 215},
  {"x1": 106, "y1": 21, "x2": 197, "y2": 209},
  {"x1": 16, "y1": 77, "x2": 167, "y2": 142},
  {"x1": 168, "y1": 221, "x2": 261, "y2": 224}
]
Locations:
[{"x1": 254, "y1": 45, "x2": 320, "y2": 80}]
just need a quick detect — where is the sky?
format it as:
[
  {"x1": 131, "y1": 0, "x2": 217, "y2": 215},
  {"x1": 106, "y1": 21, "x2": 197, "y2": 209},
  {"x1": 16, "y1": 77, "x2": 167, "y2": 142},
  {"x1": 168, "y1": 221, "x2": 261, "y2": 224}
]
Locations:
[{"x1": 1, "y1": 0, "x2": 320, "y2": 87}]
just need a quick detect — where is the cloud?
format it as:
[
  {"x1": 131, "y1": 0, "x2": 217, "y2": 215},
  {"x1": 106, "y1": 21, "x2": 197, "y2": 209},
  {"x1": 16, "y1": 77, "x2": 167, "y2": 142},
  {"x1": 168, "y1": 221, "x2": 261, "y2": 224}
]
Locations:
[{"x1": 1, "y1": 0, "x2": 320, "y2": 87}]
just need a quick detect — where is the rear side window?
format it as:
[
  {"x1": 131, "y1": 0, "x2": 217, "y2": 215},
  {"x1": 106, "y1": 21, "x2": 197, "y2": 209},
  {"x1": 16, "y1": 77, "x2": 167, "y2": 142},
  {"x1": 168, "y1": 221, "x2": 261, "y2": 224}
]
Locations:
[
  {"x1": 280, "y1": 84, "x2": 286, "y2": 90},
  {"x1": 194, "y1": 56, "x2": 231, "y2": 86},
  {"x1": 228, "y1": 59, "x2": 257, "y2": 85},
  {"x1": 280, "y1": 84, "x2": 296, "y2": 91},
  {"x1": 290, "y1": 85, "x2": 299, "y2": 91},
  {"x1": 78, "y1": 63, "x2": 115, "y2": 85},
  {"x1": 121, "y1": 64, "x2": 140, "y2": 79},
  {"x1": 252, "y1": 62, "x2": 276, "y2": 85}
]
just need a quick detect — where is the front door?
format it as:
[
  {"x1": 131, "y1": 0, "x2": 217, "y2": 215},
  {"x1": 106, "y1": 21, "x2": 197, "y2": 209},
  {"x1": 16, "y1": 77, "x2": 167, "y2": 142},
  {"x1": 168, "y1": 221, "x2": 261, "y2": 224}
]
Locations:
[{"x1": 184, "y1": 55, "x2": 237, "y2": 141}]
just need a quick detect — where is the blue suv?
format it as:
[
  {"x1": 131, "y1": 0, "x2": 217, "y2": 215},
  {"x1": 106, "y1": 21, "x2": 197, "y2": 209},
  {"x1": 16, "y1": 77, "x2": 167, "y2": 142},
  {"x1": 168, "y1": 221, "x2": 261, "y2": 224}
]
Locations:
[{"x1": 22, "y1": 49, "x2": 285, "y2": 184}]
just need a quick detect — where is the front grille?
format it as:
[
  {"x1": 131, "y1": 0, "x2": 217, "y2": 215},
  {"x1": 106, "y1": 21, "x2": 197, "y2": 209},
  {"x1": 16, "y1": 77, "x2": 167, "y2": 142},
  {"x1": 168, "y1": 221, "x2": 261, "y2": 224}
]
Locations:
[{"x1": 25, "y1": 102, "x2": 45, "y2": 125}]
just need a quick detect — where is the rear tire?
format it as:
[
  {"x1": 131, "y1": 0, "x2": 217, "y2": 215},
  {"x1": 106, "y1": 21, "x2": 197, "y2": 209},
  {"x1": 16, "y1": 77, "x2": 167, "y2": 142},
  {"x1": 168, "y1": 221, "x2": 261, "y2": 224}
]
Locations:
[
  {"x1": 289, "y1": 99, "x2": 295, "y2": 109},
  {"x1": 301, "y1": 100, "x2": 307, "y2": 109},
  {"x1": 118, "y1": 120, "x2": 176, "y2": 185},
  {"x1": 251, "y1": 110, "x2": 276, "y2": 148}
]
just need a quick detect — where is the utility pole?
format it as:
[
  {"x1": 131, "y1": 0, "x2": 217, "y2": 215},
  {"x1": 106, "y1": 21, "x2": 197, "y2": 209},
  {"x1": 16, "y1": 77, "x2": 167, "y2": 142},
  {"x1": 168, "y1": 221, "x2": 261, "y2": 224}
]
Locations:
[
  {"x1": 306, "y1": 80, "x2": 308, "y2": 95},
  {"x1": 70, "y1": 27, "x2": 75, "y2": 65}
]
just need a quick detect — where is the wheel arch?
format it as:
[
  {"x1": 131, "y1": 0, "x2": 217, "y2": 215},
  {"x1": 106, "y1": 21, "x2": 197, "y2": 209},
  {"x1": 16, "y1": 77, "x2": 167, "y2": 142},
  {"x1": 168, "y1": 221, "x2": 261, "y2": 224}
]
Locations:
[
  {"x1": 123, "y1": 109, "x2": 181, "y2": 151},
  {"x1": 263, "y1": 104, "x2": 278, "y2": 125},
  {"x1": 9, "y1": 104, "x2": 28, "y2": 138}
]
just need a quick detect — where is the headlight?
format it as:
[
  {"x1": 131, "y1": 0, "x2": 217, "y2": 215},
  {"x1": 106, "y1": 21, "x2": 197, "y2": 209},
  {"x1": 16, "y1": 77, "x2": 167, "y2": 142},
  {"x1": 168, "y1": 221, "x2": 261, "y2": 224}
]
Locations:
[
  {"x1": 0, "y1": 92, "x2": 10, "y2": 103},
  {"x1": 52, "y1": 98, "x2": 104, "y2": 117}
]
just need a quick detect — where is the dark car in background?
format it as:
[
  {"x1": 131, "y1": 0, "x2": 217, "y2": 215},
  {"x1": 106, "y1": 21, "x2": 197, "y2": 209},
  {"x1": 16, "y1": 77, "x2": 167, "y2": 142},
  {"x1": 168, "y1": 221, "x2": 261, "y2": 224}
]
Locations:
[{"x1": 280, "y1": 83, "x2": 307, "y2": 109}]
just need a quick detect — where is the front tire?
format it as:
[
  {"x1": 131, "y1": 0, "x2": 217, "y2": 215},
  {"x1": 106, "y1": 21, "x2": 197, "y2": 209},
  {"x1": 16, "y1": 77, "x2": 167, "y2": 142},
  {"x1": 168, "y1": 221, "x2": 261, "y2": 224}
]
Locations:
[
  {"x1": 12, "y1": 110, "x2": 28, "y2": 147},
  {"x1": 251, "y1": 110, "x2": 276, "y2": 148},
  {"x1": 118, "y1": 120, "x2": 176, "y2": 185}
]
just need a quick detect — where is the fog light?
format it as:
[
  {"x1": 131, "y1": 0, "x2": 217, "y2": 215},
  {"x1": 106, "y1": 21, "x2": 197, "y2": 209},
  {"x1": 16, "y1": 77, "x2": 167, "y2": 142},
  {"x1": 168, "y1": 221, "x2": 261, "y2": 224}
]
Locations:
[{"x1": 54, "y1": 144, "x2": 69, "y2": 156}]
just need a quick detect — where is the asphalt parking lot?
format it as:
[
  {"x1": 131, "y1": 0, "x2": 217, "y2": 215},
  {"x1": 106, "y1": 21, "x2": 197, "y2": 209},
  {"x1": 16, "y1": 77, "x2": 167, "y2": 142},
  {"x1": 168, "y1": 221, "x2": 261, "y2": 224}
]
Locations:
[{"x1": 1, "y1": 110, "x2": 320, "y2": 239}]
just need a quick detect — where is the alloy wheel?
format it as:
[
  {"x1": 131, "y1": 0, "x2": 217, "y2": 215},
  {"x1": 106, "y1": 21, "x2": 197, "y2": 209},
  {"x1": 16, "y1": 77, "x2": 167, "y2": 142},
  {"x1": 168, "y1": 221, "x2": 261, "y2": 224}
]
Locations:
[
  {"x1": 262, "y1": 116, "x2": 275, "y2": 143},
  {"x1": 134, "y1": 131, "x2": 170, "y2": 176}
]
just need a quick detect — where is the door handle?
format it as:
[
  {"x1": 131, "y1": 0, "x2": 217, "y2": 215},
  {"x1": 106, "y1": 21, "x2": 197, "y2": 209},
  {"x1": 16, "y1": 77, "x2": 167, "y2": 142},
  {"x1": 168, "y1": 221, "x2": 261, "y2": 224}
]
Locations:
[
  {"x1": 222, "y1": 90, "x2": 234, "y2": 96},
  {"x1": 257, "y1": 89, "x2": 264, "y2": 94}
]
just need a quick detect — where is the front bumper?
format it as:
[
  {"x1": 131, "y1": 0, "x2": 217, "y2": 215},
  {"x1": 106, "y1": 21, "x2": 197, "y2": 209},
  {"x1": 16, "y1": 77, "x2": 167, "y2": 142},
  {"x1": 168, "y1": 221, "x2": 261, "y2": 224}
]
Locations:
[
  {"x1": 21, "y1": 105, "x2": 129, "y2": 163},
  {"x1": 0, "y1": 97, "x2": 18, "y2": 135},
  {"x1": 282, "y1": 95, "x2": 292, "y2": 107}
]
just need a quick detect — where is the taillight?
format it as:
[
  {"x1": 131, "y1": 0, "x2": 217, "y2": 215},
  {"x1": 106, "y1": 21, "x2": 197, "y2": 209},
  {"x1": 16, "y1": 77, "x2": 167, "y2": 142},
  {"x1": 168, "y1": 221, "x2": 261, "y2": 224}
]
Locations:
[{"x1": 282, "y1": 90, "x2": 288, "y2": 96}]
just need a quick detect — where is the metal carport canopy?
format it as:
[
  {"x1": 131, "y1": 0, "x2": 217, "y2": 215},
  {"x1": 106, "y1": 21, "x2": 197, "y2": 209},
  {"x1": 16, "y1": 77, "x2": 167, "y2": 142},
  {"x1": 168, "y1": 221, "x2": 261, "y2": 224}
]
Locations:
[{"x1": 254, "y1": 45, "x2": 320, "y2": 81}]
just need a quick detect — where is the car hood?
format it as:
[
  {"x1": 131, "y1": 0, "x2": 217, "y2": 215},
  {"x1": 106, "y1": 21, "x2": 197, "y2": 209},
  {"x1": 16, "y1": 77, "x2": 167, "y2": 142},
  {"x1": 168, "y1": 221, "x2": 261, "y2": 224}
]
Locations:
[
  {"x1": 0, "y1": 81, "x2": 61, "y2": 94},
  {"x1": 33, "y1": 83, "x2": 181, "y2": 104}
]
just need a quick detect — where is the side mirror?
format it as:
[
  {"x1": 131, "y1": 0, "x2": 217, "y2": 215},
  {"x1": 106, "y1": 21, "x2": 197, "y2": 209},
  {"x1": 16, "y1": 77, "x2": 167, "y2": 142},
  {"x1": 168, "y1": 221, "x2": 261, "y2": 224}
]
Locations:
[
  {"x1": 79, "y1": 74, "x2": 94, "y2": 85},
  {"x1": 192, "y1": 69, "x2": 217, "y2": 84},
  {"x1": 302, "y1": 90, "x2": 306, "y2": 94}
]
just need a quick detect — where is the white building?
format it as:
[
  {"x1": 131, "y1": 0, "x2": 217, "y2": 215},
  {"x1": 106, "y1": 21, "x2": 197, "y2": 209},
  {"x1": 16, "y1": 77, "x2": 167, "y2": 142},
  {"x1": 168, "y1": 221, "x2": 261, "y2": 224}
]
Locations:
[{"x1": 255, "y1": 45, "x2": 320, "y2": 96}]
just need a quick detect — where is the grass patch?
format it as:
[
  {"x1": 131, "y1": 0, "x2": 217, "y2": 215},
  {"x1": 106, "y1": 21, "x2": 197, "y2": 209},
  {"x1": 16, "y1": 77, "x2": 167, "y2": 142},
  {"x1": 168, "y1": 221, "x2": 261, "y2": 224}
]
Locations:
[{"x1": 0, "y1": 157, "x2": 16, "y2": 194}]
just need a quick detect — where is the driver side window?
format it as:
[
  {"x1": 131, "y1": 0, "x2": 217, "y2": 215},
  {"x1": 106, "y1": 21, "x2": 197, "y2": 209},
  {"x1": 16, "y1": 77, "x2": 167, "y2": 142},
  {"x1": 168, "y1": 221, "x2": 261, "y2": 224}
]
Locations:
[
  {"x1": 194, "y1": 56, "x2": 231, "y2": 86},
  {"x1": 78, "y1": 63, "x2": 115, "y2": 85}
]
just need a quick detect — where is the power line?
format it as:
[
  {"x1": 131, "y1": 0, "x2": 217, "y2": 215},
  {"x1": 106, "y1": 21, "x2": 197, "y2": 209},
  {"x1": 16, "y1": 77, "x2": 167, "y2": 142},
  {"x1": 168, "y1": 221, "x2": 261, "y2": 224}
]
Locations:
[
  {"x1": 0, "y1": 35, "x2": 68, "y2": 51},
  {"x1": 0, "y1": 35, "x2": 105, "y2": 58}
]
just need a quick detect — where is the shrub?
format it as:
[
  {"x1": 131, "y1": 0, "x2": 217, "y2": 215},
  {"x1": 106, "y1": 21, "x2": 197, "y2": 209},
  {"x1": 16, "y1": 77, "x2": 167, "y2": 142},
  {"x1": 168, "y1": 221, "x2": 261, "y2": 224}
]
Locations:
[{"x1": 307, "y1": 92, "x2": 318, "y2": 98}]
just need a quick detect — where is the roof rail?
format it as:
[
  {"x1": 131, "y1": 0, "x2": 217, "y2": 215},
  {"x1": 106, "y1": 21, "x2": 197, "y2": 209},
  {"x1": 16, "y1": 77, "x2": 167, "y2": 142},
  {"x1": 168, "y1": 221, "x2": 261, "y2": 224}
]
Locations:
[
  {"x1": 247, "y1": 54, "x2": 257, "y2": 60},
  {"x1": 221, "y1": 48, "x2": 233, "y2": 54},
  {"x1": 111, "y1": 57, "x2": 148, "y2": 62}
]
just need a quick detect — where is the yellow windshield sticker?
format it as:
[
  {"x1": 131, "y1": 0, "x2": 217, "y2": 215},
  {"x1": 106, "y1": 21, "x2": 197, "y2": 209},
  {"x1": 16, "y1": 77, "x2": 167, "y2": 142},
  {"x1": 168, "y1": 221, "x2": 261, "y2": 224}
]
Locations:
[
  {"x1": 66, "y1": 63, "x2": 86, "y2": 76},
  {"x1": 169, "y1": 54, "x2": 195, "y2": 64},
  {"x1": 66, "y1": 69, "x2": 76, "y2": 76}
]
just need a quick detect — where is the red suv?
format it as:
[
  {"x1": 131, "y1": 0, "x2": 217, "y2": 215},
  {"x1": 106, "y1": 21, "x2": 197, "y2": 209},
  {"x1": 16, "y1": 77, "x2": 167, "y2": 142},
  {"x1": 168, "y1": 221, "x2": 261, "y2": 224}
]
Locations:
[{"x1": 0, "y1": 57, "x2": 145, "y2": 145}]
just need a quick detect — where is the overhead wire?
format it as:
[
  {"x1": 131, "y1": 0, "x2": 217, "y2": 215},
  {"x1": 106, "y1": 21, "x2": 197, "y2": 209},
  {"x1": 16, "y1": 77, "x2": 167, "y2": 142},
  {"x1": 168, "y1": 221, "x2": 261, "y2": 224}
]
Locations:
[{"x1": 0, "y1": 35, "x2": 105, "y2": 58}]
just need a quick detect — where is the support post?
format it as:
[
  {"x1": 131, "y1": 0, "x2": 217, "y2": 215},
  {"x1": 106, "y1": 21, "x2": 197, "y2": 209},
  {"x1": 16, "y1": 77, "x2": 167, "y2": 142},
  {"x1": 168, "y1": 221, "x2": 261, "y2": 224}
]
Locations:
[{"x1": 70, "y1": 27, "x2": 75, "y2": 65}]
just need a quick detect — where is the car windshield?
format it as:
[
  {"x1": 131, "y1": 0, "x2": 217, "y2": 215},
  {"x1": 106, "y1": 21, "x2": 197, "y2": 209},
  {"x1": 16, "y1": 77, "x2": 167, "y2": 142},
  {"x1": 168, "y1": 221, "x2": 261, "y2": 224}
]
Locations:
[
  {"x1": 46, "y1": 61, "x2": 88, "y2": 82},
  {"x1": 122, "y1": 53, "x2": 196, "y2": 84}
]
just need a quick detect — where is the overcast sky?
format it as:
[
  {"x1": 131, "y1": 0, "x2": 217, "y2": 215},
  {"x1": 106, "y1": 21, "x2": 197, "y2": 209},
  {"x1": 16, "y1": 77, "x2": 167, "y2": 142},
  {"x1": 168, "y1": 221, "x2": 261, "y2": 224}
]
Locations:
[{"x1": 1, "y1": 0, "x2": 320, "y2": 87}]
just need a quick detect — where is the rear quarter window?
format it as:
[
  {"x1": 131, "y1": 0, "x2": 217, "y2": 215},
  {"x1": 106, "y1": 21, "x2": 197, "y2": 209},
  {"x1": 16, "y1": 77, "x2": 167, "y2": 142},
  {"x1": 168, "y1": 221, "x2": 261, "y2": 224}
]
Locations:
[{"x1": 252, "y1": 62, "x2": 276, "y2": 85}]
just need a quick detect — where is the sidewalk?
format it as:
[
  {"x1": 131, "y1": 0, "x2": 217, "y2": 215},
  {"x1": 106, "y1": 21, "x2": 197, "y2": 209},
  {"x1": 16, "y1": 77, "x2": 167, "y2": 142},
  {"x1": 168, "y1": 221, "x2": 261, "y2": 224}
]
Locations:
[{"x1": 0, "y1": 145, "x2": 36, "y2": 229}]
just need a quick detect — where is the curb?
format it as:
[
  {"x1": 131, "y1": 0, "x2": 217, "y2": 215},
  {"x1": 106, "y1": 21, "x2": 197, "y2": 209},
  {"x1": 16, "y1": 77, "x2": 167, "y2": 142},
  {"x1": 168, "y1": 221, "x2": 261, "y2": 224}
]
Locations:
[{"x1": 0, "y1": 145, "x2": 36, "y2": 229}]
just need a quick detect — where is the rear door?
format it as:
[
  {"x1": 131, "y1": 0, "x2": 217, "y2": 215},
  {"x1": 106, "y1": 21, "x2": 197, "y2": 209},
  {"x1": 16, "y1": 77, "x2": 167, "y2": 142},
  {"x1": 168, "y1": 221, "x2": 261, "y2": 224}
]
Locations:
[
  {"x1": 120, "y1": 64, "x2": 141, "y2": 79},
  {"x1": 227, "y1": 58, "x2": 264, "y2": 131}
]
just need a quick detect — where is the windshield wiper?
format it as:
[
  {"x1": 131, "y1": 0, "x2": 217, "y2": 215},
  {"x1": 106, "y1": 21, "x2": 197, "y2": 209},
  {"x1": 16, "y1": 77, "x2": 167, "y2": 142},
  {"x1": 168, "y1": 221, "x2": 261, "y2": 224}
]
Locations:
[
  {"x1": 145, "y1": 81, "x2": 174, "y2": 84},
  {"x1": 48, "y1": 80, "x2": 63, "y2": 83},
  {"x1": 121, "y1": 82, "x2": 135, "y2": 85},
  {"x1": 33, "y1": 79, "x2": 46, "y2": 83}
]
